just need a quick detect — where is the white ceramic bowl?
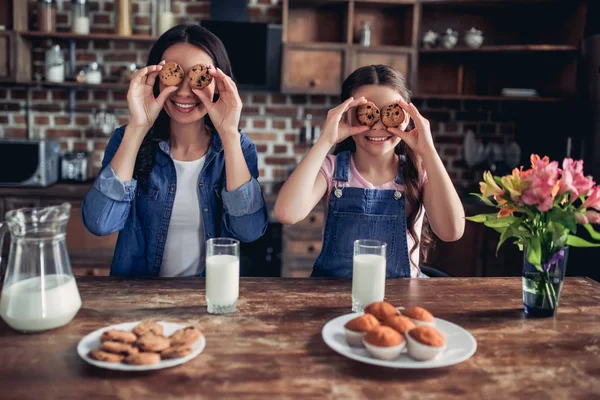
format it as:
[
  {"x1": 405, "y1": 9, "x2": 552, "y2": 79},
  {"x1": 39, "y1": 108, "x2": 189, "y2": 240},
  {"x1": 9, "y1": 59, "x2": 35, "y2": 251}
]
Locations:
[
  {"x1": 409, "y1": 319, "x2": 436, "y2": 327},
  {"x1": 406, "y1": 331, "x2": 447, "y2": 361},
  {"x1": 363, "y1": 338, "x2": 406, "y2": 361},
  {"x1": 344, "y1": 328, "x2": 366, "y2": 347}
]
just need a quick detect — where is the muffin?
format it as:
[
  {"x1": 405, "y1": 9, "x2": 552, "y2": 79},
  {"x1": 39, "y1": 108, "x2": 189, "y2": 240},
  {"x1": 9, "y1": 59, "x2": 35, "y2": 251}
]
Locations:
[
  {"x1": 383, "y1": 315, "x2": 416, "y2": 335},
  {"x1": 159, "y1": 61, "x2": 184, "y2": 86},
  {"x1": 365, "y1": 301, "x2": 400, "y2": 322},
  {"x1": 401, "y1": 306, "x2": 435, "y2": 327},
  {"x1": 344, "y1": 314, "x2": 380, "y2": 347},
  {"x1": 363, "y1": 326, "x2": 405, "y2": 361},
  {"x1": 406, "y1": 326, "x2": 446, "y2": 361},
  {"x1": 356, "y1": 101, "x2": 380, "y2": 126}
]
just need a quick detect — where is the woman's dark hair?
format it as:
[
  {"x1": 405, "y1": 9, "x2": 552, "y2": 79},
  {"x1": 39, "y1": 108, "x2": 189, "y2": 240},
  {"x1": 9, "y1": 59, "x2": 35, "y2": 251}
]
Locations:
[
  {"x1": 335, "y1": 65, "x2": 433, "y2": 265},
  {"x1": 134, "y1": 24, "x2": 234, "y2": 181}
]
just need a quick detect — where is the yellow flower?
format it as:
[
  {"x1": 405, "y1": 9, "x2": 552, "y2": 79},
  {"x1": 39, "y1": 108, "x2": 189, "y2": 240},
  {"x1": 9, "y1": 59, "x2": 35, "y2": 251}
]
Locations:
[
  {"x1": 480, "y1": 171, "x2": 503, "y2": 198},
  {"x1": 501, "y1": 169, "x2": 526, "y2": 201}
]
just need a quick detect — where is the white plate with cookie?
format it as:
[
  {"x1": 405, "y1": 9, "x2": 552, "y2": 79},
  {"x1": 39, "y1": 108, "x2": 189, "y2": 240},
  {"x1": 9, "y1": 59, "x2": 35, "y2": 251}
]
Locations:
[
  {"x1": 322, "y1": 313, "x2": 476, "y2": 369},
  {"x1": 77, "y1": 321, "x2": 206, "y2": 371}
]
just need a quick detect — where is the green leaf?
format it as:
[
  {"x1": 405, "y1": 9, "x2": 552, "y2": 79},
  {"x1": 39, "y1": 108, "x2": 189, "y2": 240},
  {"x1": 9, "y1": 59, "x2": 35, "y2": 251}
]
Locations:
[
  {"x1": 469, "y1": 193, "x2": 495, "y2": 207},
  {"x1": 583, "y1": 224, "x2": 600, "y2": 240},
  {"x1": 566, "y1": 235, "x2": 600, "y2": 247},
  {"x1": 563, "y1": 215, "x2": 577, "y2": 234},
  {"x1": 527, "y1": 238, "x2": 541, "y2": 266},
  {"x1": 466, "y1": 213, "x2": 498, "y2": 223},
  {"x1": 484, "y1": 216, "x2": 518, "y2": 228}
]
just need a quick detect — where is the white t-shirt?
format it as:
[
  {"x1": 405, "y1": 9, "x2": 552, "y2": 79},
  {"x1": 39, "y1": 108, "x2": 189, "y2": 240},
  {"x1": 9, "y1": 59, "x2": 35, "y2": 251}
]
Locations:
[{"x1": 160, "y1": 156, "x2": 206, "y2": 277}]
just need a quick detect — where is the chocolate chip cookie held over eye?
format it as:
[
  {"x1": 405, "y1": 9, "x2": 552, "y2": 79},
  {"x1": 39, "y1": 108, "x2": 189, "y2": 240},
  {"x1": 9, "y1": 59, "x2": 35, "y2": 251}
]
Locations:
[
  {"x1": 381, "y1": 103, "x2": 404, "y2": 128},
  {"x1": 188, "y1": 63, "x2": 213, "y2": 89},
  {"x1": 356, "y1": 101, "x2": 381, "y2": 126},
  {"x1": 159, "y1": 61, "x2": 184, "y2": 86}
]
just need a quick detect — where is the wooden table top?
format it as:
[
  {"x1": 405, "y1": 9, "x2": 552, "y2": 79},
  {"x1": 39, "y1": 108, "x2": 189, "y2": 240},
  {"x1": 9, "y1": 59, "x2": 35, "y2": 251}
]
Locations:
[{"x1": 1, "y1": 277, "x2": 599, "y2": 399}]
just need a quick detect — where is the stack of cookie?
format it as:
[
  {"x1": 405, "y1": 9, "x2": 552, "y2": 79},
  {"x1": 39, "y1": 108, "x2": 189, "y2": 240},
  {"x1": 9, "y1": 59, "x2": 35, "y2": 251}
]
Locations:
[{"x1": 88, "y1": 320, "x2": 202, "y2": 366}]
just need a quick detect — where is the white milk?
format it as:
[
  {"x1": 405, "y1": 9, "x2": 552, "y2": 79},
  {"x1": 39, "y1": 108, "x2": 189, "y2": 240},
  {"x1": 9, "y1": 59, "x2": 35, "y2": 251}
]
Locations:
[
  {"x1": 206, "y1": 255, "x2": 239, "y2": 306},
  {"x1": 352, "y1": 254, "x2": 386, "y2": 309},
  {"x1": 0, "y1": 274, "x2": 81, "y2": 332}
]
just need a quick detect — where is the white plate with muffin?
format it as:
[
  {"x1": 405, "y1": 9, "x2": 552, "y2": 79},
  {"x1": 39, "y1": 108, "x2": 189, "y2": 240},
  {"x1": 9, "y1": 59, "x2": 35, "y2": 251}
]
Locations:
[
  {"x1": 77, "y1": 320, "x2": 205, "y2": 371},
  {"x1": 322, "y1": 302, "x2": 477, "y2": 368}
]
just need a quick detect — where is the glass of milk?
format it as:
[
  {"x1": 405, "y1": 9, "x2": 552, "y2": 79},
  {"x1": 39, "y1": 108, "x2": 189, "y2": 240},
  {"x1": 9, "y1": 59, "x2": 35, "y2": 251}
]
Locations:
[
  {"x1": 206, "y1": 238, "x2": 240, "y2": 314},
  {"x1": 0, "y1": 203, "x2": 82, "y2": 333},
  {"x1": 352, "y1": 239, "x2": 387, "y2": 312}
]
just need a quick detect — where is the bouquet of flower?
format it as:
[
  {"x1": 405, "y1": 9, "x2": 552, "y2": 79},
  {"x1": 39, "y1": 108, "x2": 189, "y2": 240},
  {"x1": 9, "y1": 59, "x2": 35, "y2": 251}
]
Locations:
[{"x1": 467, "y1": 154, "x2": 600, "y2": 314}]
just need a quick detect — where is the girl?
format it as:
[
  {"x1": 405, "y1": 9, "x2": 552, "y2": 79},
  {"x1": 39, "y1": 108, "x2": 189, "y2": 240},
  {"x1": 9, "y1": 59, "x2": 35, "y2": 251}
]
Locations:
[
  {"x1": 274, "y1": 65, "x2": 464, "y2": 278},
  {"x1": 82, "y1": 25, "x2": 268, "y2": 277}
]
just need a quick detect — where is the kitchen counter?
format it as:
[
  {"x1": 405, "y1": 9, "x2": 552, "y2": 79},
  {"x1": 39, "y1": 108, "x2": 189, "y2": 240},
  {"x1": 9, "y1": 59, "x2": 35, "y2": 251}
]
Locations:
[{"x1": 1, "y1": 277, "x2": 599, "y2": 399}]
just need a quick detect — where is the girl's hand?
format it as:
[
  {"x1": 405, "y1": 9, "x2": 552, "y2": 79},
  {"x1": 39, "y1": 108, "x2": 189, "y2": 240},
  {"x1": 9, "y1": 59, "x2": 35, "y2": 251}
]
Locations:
[
  {"x1": 320, "y1": 97, "x2": 370, "y2": 147},
  {"x1": 193, "y1": 66, "x2": 242, "y2": 141},
  {"x1": 387, "y1": 99, "x2": 436, "y2": 157},
  {"x1": 127, "y1": 60, "x2": 178, "y2": 131}
]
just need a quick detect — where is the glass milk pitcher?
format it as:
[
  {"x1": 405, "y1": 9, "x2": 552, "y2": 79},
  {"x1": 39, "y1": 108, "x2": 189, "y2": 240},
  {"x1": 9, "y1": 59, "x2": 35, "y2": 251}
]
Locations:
[{"x1": 0, "y1": 203, "x2": 81, "y2": 332}]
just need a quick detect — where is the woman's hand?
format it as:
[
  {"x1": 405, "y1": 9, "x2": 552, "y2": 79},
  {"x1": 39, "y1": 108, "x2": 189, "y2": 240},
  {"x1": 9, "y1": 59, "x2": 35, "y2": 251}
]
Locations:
[
  {"x1": 193, "y1": 66, "x2": 242, "y2": 141},
  {"x1": 386, "y1": 99, "x2": 436, "y2": 157},
  {"x1": 320, "y1": 97, "x2": 370, "y2": 147},
  {"x1": 127, "y1": 61, "x2": 178, "y2": 131}
]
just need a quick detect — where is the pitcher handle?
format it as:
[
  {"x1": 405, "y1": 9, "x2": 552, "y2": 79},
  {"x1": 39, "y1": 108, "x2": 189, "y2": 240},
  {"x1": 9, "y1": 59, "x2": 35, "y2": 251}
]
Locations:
[{"x1": 0, "y1": 222, "x2": 8, "y2": 283}]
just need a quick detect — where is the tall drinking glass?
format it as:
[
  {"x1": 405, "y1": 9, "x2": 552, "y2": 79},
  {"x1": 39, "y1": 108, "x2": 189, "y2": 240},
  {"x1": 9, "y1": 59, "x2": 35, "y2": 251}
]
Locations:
[
  {"x1": 206, "y1": 238, "x2": 240, "y2": 314},
  {"x1": 352, "y1": 239, "x2": 387, "y2": 312}
]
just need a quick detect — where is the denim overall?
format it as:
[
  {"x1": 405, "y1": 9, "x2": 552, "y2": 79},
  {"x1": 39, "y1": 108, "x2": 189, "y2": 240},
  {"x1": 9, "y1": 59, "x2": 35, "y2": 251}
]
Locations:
[{"x1": 312, "y1": 151, "x2": 412, "y2": 278}]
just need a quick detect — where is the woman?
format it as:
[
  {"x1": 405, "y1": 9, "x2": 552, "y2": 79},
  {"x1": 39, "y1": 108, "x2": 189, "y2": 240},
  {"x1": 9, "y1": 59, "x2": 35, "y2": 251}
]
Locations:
[{"x1": 82, "y1": 24, "x2": 268, "y2": 277}]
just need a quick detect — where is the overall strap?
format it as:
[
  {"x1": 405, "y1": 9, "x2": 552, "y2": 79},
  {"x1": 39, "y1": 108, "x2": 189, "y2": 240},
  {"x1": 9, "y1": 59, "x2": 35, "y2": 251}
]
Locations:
[
  {"x1": 333, "y1": 151, "x2": 351, "y2": 183},
  {"x1": 394, "y1": 154, "x2": 406, "y2": 185}
]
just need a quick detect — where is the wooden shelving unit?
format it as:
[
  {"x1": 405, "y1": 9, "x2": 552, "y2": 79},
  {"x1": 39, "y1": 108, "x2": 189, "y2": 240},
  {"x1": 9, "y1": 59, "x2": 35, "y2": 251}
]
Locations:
[
  {"x1": 281, "y1": 0, "x2": 588, "y2": 100},
  {"x1": 19, "y1": 31, "x2": 157, "y2": 42}
]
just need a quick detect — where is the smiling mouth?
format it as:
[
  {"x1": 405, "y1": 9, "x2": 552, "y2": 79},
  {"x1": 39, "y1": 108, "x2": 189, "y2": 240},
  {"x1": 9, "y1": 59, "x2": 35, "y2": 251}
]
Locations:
[
  {"x1": 366, "y1": 136, "x2": 392, "y2": 142},
  {"x1": 172, "y1": 101, "x2": 199, "y2": 109}
]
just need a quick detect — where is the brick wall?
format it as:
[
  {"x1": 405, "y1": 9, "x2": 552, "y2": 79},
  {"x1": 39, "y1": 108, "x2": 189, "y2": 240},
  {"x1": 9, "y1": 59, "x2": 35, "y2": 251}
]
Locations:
[{"x1": 0, "y1": 0, "x2": 529, "y2": 188}]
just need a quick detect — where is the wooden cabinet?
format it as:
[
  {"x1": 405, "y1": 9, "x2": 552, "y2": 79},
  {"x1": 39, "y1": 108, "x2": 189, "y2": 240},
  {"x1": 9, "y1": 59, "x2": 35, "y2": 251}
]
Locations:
[
  {"x1": 281, "y1": 0, "x2": 417, "y2": 95},
  {"x1": 282, "y1": 45, "x2": 346, "y2": 94},
  {"x1": 0, "y1": 185, "x2": 115, "y2": 276},
  {"x1": 281, "y1": 208, "x2": 325, "y2": 277}
]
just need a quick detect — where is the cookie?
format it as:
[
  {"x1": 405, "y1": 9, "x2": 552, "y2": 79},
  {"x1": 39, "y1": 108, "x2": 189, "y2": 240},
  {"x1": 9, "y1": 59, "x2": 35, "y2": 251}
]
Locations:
[
  {"x1": 381, "y1": 103, "x2": 405, "y2": 128},
  {"x1": 101, "y1": 341, "x2": 140, "y2": 356},
  {"x1": 159, "y1": 61, "x2": 184, "y2": 86},
  {"x1": 187, "y1": 63, "x2": 213, "y2": 90},
  {"x1": 160, "y1": 345, "x2": 193, "y2": 360},
  {"x1": 100, "y1": 329, "x2": 137, "y2": 344},
  {"x1": 124, "y1": 352, "x2": 161, "y2": 366},
  {"x1": 135, "y1": 333, "x2": 171, "y2": 352},
  {"x1": 169, "y1": 326, "x2": 202, "y2": 346},
  {"x1": 132, "y1": 320, "x2": 164, "y2": 337},
  {"x1": 89, "y1": 349, "x2": 124, "y2": 363},
  {"x1": 356, "y1": 101, "x2": 380, "y2": 126}
]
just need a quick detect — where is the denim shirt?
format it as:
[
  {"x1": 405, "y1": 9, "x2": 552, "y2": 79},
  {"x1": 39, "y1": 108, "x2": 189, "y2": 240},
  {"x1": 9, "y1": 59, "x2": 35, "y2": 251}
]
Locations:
[{"x1": 82, "y1": 125, "x2": 268, "y2": 276}]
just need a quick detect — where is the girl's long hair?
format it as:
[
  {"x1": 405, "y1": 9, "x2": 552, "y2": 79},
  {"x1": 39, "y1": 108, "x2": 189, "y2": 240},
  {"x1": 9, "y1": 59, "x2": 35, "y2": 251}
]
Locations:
[
  {"x1": 335, "y1": 65, "x2": 433, "y2": 264},
  {"x1": 134, "y1": 24, "x2": 234, "y2": 182}
]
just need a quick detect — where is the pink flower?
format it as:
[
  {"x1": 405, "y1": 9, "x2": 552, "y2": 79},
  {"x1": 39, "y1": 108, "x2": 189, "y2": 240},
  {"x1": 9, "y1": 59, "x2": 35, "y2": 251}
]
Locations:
[
  {"x1": 585, "y1": 210, "x2": 600, "y2": 224},
  {"x1": 584, "y1": 186, "x2": 600, "y2": 211},
  {"x1": 559, "y1": 158, "x2": 595, "y2": 202},
  {"x1": 575, "y1": 212, "x2": 589, "y2": 225},
  {"x1": 521, "y1": 154, "x2": 560, "y2": 212}
]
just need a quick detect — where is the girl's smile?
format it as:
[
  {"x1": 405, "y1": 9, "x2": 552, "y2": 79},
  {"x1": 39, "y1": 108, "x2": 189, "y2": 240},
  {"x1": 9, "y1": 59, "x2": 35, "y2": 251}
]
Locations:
[{"x1": 171, "y1": 99, "x2": 201, "y2": 113}]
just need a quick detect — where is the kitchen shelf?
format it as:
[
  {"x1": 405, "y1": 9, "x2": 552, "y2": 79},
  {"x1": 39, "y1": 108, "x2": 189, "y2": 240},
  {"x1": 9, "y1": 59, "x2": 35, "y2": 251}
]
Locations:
[
  {"x1": 414, "y1": 93, "x2": 570, "y2": 102},
  {"x1": 2, "y1": 80, "x2": 129, "y2": 89},
  {"x1": 19, "y1": 31, "x2": 157, "y2": 42},
  {"x1": 420, "y1": 45, "x2": 579, "y2": 53}
]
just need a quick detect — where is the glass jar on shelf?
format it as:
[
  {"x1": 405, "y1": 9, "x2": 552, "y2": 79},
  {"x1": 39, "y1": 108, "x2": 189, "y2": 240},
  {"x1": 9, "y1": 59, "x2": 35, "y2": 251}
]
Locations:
[
  {"x1": 45, "y1": 44, "x2": 65, "y2": 83},
  {"x1": 72, "y1": 0, "x2": 90, "y2": 35},
  {"x1": 38, "y1": 0, "x2": 56, "y2": 33},
  {"x1": 158, "y1": 0, "x2": 176, "y2": 36}
]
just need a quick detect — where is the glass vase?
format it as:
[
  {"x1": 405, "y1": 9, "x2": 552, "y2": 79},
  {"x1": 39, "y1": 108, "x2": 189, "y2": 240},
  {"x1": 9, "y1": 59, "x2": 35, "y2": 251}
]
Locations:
[{"x1": 522, "y1": 246, "x2": 568, "y2": 318}]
